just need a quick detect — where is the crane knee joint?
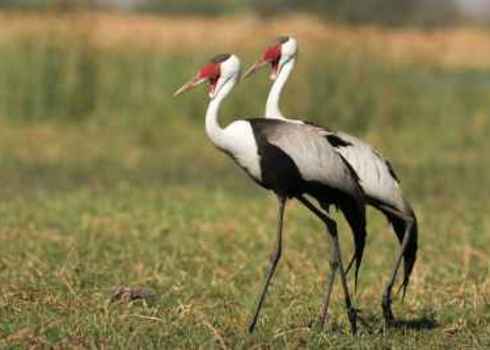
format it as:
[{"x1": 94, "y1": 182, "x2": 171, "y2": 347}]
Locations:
[{"x1": 329, "y1": 259, "x2": 340, "y2": 269}]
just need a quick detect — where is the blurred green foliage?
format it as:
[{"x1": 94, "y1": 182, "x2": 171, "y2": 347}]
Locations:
[
  {"x1": 250, "y1": 0, "x2": 461, "y2": 27},
  {"x1": 1, "y1": 30, "x2": 489, "y2": 137},
  {"x1": 137, "y1": 0, "x2": 237, "y2": 15},
  {"x1": 0, "y1": 0, "x2": 463, "y2": 27},
  {"x1": 0, "y1": 33, "x2": 97, "y2": 121},
  {"x1": 0, "y1": 0, "x2": 52, "y2": 9},
  {"x1": 1, "y1": 26, "x2": 488, "y2": 205}
]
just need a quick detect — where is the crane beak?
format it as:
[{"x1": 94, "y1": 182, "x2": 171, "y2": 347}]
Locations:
[
  {"x1": 173, "y1": 77, "x2": 206, "y2": 97},
  {"x1": 242, "y1": 59, "x2": 268, "y2": 80}
]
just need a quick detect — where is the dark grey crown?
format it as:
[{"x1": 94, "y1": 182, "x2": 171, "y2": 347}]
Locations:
[
  {"x1": 210, "y1": 53, "x2": 231, "y2": 64},
  {"x1": 276, "y1": 36, "x2": 290, "y2": 44}
]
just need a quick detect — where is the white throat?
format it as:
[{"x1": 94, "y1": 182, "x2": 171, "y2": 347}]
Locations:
[
  {"x1": 265, "y1": 57, "x2": 295, "y2": 119},
  {"x1": 204, "y1": 68, "x2": 263, "y2": 182},
  {"x1": 205, "y1": 75, "x2": 237, "y2": 151}
]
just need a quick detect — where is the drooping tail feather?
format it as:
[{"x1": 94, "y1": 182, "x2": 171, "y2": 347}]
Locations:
[
  {"x1": 384, "y1": 204, "x2": 418, "y2": 300},
  {"x1": 352, "y1": 228, "x2": 366, "y2": 293},
  {"x1": 320, "y1": 193, "x2": 367, "y2": 293},
  {"x1": 342, "y1": 200, "x2": 367, "y2": 294},
  {"x1": 339, "y1": 224, "x2": 366, "y2": 294},
  {"x1": 346, "y1": 200, "x2": 418, "y2": 299}
]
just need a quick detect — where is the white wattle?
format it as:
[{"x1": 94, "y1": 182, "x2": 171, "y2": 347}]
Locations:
[
  {"x1": 205, "y1": 91, "x2": 228, "y2": 151},
  {"x1": 205, "y1": 68, "x2": 262, "y2": 182},
  {"x1": 265, "y1": 57, "x2": 295, "y2": 120}
]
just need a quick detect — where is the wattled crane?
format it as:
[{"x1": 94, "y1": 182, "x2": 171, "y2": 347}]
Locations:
[
  {"x1": 243, "y1": 37, "x2": 418, "y2": 324},
  {"x1": 174, "y1": 53, "x2": 368, "y2": 333}
]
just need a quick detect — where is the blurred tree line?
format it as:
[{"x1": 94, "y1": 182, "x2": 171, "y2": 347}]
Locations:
[
  {"x1": 0, "y1": 0, "x2": 474, "y2": 27},
  {"x1": 250, "y1": 0, "x2": 462, "y2": 27}
]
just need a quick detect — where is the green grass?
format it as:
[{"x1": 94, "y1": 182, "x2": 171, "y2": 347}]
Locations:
[{"x1": 1, "y1": 31, "x2": 490, "y2": 348}]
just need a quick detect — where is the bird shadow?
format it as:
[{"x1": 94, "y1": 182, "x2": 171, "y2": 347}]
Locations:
[
  {"x1": 357, "y1": 310, "x2": 439, "y2": 334},
  {"x1": 388, "y1": 316, "x2": 438, "y2": 331},
  {"x1": 302, "y1": 311, "x2": 438, "y2": 336}
]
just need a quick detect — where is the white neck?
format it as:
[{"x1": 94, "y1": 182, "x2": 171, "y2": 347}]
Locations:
[
  {"x1": 205, "y1": 77, "x2": 236, "y2": 151},
  {"x1": 265, "y1": 57, "x2": 295, "y2": 119}
]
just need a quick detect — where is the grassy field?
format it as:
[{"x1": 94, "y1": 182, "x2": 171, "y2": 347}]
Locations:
[{"x1": 1, "y1": 12, "x2": 490, "y2": 348}]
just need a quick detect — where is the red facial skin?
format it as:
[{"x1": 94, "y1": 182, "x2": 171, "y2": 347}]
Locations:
[
  {"x1": 263, "y1": 45, "x2": 281, "y2": 74},
  {"x1": 198, "y1": 63, "x2": 221, "y2": 94}
]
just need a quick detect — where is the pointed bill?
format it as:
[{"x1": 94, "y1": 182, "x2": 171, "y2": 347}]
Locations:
[
  {"x1": 173, "y1": 77, "x2": 206, "y2": 97},
  {"x1": 242, "y1": 60, "x2": 268, "y2": 80}
]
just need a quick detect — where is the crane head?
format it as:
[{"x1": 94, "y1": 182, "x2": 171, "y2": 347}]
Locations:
[
  {"x1": 174, "y1": 54, "x2": 240, "y2": 99},
  {"x1": 242, "y1": 36, "x2": 297, "y2": 81}
]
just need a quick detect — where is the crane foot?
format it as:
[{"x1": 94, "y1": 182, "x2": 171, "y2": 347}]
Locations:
[
  {"x1": 347, "y1": 307, "x2": 357, "y2": 335},
  {"x1": 382, "y1": 295, "x2": 395, "y2": 327}
]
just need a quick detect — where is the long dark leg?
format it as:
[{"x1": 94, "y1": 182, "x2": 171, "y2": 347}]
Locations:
[
  {"x1": 248, "y1": 195, "x2": 287, "y2": 333},
  {"x1": 378, "y1": 205, "x2": 414, "y2": 325},
  {"x1": 345, "y1": 254, "x2": 356, "y2": 275},
  {"x1": 319, "y1": 238, "x2": 338, "y2": 328},
  {"x1": 297, "y1": 196, "x2": 357, "y2": 334}
]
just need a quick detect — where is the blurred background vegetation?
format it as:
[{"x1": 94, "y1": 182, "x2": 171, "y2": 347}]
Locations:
[
  {"x1": 1, "y1": 1, "x2": 490, "y2": 348},
  {"x1": 0, "y1": 0, "x2": 489, "y2": 205},
  {"x1": 0, "y1": 0, "x2": 490, "y2": 124},
  {"x1": 1, "y1": 0, "x2": 490, "y2": 26}
]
